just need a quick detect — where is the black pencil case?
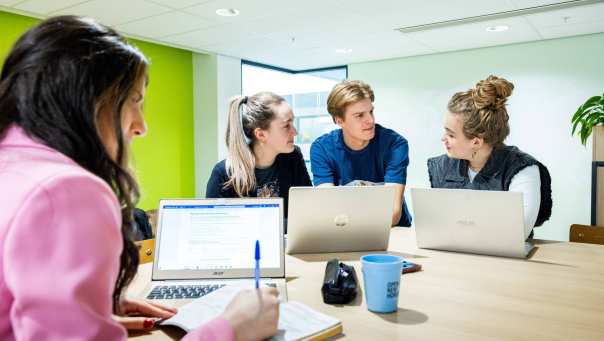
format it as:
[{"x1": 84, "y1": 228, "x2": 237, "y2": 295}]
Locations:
[{"x1": 321, "y1": 258, "x2": 358, "y2": 304}]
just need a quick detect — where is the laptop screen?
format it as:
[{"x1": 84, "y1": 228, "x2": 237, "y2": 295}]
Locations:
[{"x1": 156, "y1": 202, "x2": 282, "y2": 273}]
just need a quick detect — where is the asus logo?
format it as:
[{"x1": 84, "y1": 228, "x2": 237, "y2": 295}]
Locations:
[
  {"x1": 212, "y1": 271, "x2": 224, "y2": 276},
  {"x1": 456, "y1": 220, "x2": 476, "y2": 226}
]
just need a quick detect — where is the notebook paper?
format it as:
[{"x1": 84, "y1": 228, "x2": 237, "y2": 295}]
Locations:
[{"x1": 160, "y1": 286, "x2": 342, "y2": 341}]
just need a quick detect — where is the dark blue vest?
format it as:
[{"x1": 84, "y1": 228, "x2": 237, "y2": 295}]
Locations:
[{"x1": 427, "y1": 145, "x2": 552, "y2": 227}]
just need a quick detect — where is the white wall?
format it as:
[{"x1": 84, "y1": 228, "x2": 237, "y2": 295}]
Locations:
[
  {"x1": 217, "y1": 55, "x2": 242, "y2": 161},
  {"x1": 193, "y1": 53, "x2": 241, "y2": 197},
  {"x1": 349, "y1": 33, "x2": 604, "y2": 241}
]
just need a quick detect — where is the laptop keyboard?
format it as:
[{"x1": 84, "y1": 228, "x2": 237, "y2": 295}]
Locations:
[
  {"x1": 147, "y1": 284, "x2": 226, "y2": 300},
  {"x1": 146, "y1": 283, "x2": 278, "y2": 300}
]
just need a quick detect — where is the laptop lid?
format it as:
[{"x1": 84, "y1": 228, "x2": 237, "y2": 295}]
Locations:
[
  {"x1": 411, "y1": 188, "x2": 527, "y2": 258},
  {"x1": 287, "y1": 186, "x2": 395, "y2": 254},
  {"x1": 152, "y1": 198, "x2": 285, "y2": 280}
]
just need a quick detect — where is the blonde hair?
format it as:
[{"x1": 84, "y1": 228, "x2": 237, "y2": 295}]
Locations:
[
  {"x1": 448, "y1": 75, "x2": 514, "y2": 147},
  {"x1": 327, "y1": 80, "x2": 374, "y2": 123},
  {"x1": 224, "y1": 91, "x2": 285, "y2": 196}
]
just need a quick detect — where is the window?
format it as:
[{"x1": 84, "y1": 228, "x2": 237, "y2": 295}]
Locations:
[{"x1": 241, "y1": 61, "x2": 347, "y2": 175}]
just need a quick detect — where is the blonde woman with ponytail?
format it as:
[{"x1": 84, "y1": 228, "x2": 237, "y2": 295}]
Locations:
[
  {"x1": 428, "y1": 75, "x2": 552, "y2": 239},
  {"x1": 206, "y1": 92, "x2": 311, "y2": 230}
]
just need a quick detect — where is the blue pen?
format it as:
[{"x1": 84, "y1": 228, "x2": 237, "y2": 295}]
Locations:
[{"x1": 254, "y1": 240, "x2": 260, "y2": 289}]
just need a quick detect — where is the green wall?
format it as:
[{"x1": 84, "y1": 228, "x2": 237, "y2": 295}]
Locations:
[
  {"x1": 0, "y1": 11, "x2": 38, "y2": 64},
  {"x1": 0, "y1": 11, "x2": 195, "y2": 210},
  {"x1": 129, "y1": 40, "x2": 194, "y2": 210}
]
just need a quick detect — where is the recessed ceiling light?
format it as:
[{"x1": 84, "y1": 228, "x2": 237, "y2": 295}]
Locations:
[
  {"x1": 486, "y1": 25, "x2": 509, "y2": 32},
  {"x1": 335, "y1": 48, "x2": 352, "y2": 54},
  {"x1": 216, "y1": 8, "x2": 239, "y2": 17}
]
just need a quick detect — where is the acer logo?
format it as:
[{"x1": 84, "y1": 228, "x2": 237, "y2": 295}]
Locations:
[{"x1": 213, "y1": 271, "x2": 224, "y2": 276}]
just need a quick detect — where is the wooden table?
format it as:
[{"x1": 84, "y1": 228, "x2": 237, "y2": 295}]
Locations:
[{"x1": 128, "y1": 228, "x2": 604, "y2": 340}]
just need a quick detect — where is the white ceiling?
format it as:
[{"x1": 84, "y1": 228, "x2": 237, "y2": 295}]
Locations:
[{"x1": 1, "y1": 0, "x2": 603, "y2": 70}]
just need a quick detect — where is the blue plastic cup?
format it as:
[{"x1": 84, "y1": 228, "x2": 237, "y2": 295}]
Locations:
[{"x1": 361, "y1": 254, "x2": 403, "y2": 313}]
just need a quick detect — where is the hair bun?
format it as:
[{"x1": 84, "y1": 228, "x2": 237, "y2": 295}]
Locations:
[{"x1": 472, "y1": 75, "x2": 514, "y2": 110}]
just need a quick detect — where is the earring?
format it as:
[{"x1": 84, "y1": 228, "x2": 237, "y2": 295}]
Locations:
[{"x1": 471, "y1": 150, "x2": 477, "y2": 159}]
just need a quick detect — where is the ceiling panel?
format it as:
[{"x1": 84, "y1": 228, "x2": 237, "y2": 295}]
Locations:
[
  {"x1": 182, "y1": 0, "x2": 343, "y2": 25},
  {"x1": 161, "y1": 15, "x2": 294, "y2": 48},
  {"x1": 508, "y1": 0, "x2": 571, "y2": 9},
  {"x1": 13, "y1": 0, "x2": 88, "y2": 14},
  {"x1": 183, "y1": 0, "x2": 285, "y2": 23},
  {"x1": 1, "y1": 0, "x2": 603, "y2": 69},
  {"x1": 407, "y1": 16, "x2": 541, "y2": 52},
  {"x1": 257, "y1": 10, "x2": 388, "y2": 50},
  {"x1": 525, "y1": 2, "x2": 604, "y2": 27},
  {"x1": 264, "y1": 29, "x2": 434, "y2": 57},
  {"x1": 145, "y1": 0, "x2": 210, "y2": 10},
  {"x1": 526, "y1": 2, "x2": 604, "y2": 38},
  {"x1": 206, "y1": 36, "x2": 290, "y2": 58},
  {"x1": 51, "y1": 0, "x2": 172, "y2": 26},
  {"x1": 228, "y1": 29, "x2": 435, "y2": 70},
  {"x1": 534, "y1": 19, "x2": 604, "y2": 39},
  {"x1": 0, "y1": 0, "x2": 23, "y2": 6},
  {"x1": 339, "y1": 0, "x2": 516, "y2": 30},
  {"x1": 116, "y1": 11, "x2": 215, "y2": 39}
]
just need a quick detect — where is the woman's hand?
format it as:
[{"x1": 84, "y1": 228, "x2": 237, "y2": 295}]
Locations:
[
  {"x1": 220, "y1": 287, "x2": 280, "y2": 341},
  {"x1": 114, "y1": 298, "x2": 177, "y2": 330}
]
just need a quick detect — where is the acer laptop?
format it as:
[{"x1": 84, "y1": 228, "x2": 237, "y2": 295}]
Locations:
[{"x1": 142, "y1": 198, "x2": 287, "y2": 303}]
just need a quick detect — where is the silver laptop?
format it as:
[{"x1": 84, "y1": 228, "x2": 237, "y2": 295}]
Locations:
[
  {"x1": 287, "y1": 186, "x2": 396, "y2": 254},
  {"x1": 143, "y1": 198, "x2": 287, "y2": 303},
  {"x1": 411, "y1": 188, "x2": 534, "y2": 258}
]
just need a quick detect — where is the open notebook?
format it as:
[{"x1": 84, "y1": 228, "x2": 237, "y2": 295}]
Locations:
[{"x1": 160, "y1": 286, "x2": 342, "y2": 341}]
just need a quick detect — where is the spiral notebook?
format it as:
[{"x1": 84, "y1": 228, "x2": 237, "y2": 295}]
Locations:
[{"x1": 160, "y1": 285, "x2": 342, "y2": 341}]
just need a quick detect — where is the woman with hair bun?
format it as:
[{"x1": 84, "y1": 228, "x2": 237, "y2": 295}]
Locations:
[{"x1": 428, "y1": 75, "x2": 552, "y2": 239}]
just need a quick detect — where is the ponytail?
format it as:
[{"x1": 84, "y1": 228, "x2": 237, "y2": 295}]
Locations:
[
  {"x1": 225, "y1": 96, "x2": 256, "y2": 196},
  {"x1": 223, "y1": 92, "x2": 285, "y2": 196}
]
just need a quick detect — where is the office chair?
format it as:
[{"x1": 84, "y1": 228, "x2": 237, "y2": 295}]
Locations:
[
  {"x1": 145, "y1": 209, "x2": 158, "y2": 237},
  {"x1": 135, "y1": 238, "x2": 155, "y2": 264},
  {"x1": 570, "y1": 224, "x2": 604, "y2": 245}
]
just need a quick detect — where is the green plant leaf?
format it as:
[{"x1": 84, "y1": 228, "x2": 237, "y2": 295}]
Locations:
[
  {"x1": 571, "y1": 94, "x2": 604, "y2": 144},
  {"x1": 584, "y1": 95, "x2": 601, "y2": 107},
  {"x1": 572, "y1": 107, "x2": 590, "y2": 134},
  {"x1": 572, "y1": 120, "x2": 580, "y2": 135},
  {"x1": 581, "y1": 124, "x2": 591, "y2": 145},
  {"x1": 572, "y1": 105, "x2": 587, "y2": 125}
]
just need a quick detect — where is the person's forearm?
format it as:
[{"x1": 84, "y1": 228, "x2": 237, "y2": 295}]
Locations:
[
  {"x1": 386, "y1": 183, "x2": 405, "y2": 227},
  {"x1": 391, "y1": 209, "x2": 402, "y2": 227}
]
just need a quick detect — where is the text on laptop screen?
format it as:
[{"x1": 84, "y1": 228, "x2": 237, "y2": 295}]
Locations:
[{"x1": 157, "y1": 204, "x2": 281, "y2": 271}]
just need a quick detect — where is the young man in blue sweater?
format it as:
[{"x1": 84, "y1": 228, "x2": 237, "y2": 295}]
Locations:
[{"x1": 310, "y1": 80, "x2": 412, "y2": 226}]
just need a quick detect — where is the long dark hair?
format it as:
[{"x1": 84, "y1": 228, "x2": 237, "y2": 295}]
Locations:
[{"x1": 0, "y1": 16, "x2": 147, "y2": 311}]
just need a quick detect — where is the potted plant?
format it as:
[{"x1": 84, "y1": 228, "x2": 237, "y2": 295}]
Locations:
[
  {"x1": 571, "y1": 93, "x2": 604, "y2": 146},
  {"x1": 572, "y1": 93, "x2": 604, "y2": 227}
]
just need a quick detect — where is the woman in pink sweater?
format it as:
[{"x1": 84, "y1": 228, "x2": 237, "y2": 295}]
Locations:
[{"x1": 0, "y1": 16, "x2": 278, "y2": 341}]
